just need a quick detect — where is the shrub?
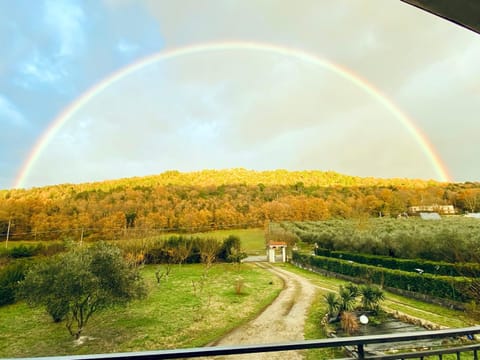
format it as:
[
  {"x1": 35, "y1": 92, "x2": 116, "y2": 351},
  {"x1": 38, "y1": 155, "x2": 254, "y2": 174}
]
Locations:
[
  {"x1": 341, "y1": 311, "x2": 359, "y2": 335},
  {"x1": 0, "y1": 261, "x2": 26, "y2": 306},
  {"x1": 324, "y1": 292, "x2": 340, "y2": 318},
  {"x1": 9, "y1": 245, "x2": 36, "y2": 258},
  {"x1": 219, "y1": 235, "x2": 247, "y2": 263},
  {"x1": 360, "y1": 284, "x2": 384, "y2": 313}
]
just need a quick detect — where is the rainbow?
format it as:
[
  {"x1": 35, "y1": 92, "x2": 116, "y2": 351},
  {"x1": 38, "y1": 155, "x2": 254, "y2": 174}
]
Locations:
[{"x1": 14, "y1": 41, "x2": 451, "y2": 188}]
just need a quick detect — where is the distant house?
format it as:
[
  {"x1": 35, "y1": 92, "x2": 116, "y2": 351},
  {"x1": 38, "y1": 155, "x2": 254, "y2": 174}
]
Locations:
[
  {"x1": 419, "y1": 212, "x2": 441, "y2": 220},
  {"x1": 465, "y1": 213, "x2": 480, "y2": 219},
  {"x1": 408, "y1": 204, "x2": 455, "y2": 215}
]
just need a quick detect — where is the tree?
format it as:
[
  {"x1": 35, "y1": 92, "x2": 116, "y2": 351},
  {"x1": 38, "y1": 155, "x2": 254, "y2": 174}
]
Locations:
[
  {"x1": 19, "y1": 242, "x2": 146, "y2": 339},
  {"x1": 458, "y1": 189, "x2": 480, "y2": 213},
  {"x1": 171, "y1": 237, "x2": 193, "y2": 266},
  {"x1": 198, "y1": 237, "x2": 221, "y2": 271}
]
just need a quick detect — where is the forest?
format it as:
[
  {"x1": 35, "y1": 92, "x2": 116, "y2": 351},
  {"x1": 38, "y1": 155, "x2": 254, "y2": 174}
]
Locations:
[{"x1": 1, "y1": 168, "x2": 480, "y2": 242}]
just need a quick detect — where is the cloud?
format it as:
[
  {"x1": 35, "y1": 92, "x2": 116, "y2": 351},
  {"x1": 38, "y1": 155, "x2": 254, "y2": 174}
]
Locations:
[
  {"x1": 7, "y1": 0, "x2": 480, "y2": 187},
  {"x1": 142, "y1": 1, "x2": 479, "y2": 94},
  {"x1": 116, "y1": 39, "x2": 140, "y2": 54},
  {"x1": 22, "y1": 48, "x2": 444, "y2": 187},
  {"x1": 10, "y1": 0, "x2": 86, "y2": 90},
  {"x1": 0, "y1": 94, "x2": 27, "y2": 127},
  {"x1": 43, "y1": 0, "x2": 86, "y2": 57},
  {"x1": 17, "y1": 51, "x2": 66, "y2": 87}
]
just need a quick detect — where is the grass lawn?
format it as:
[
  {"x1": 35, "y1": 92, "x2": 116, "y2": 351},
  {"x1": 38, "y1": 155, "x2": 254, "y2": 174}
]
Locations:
[
  {"x1": 190, "y1": 228, "x2": 266, "y2": 255},
  {"x1": 0, "y1": 262, "x2": 282, "y2": 358}
]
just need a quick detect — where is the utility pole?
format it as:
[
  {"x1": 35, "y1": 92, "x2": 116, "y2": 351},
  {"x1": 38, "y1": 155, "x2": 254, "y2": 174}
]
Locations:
[
  {"x1": 80, "y1": 227, "x2": 84, "y2": 245},
  {"x1": 5, "y1": 218, "x2": 11, "y2": 249}
]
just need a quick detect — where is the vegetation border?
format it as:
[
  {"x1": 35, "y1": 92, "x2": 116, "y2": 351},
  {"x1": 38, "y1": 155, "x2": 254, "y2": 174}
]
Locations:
[{"x1": 292, "y1": 252, "x2": 470, "y2": 306}]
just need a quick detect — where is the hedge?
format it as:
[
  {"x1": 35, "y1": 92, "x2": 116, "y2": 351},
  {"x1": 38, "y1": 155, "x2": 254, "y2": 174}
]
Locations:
[
  {"x1": 314, "y1": 248, "x2": 480, "y2": 277},
  {"x1": 293, "y1": 252, "x2": 472, "y2": 303}
]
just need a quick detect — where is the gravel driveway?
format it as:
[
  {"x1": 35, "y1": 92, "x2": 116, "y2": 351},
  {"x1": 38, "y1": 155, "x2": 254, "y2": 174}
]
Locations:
[{"x1": 208, "y1": 263, "x2": 317, "y2": 359}]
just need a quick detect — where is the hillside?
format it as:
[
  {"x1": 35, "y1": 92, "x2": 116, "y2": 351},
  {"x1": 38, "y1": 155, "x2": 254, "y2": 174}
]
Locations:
[{"x1": 1, "y1": 169, "x2": 479, "y2": 242}]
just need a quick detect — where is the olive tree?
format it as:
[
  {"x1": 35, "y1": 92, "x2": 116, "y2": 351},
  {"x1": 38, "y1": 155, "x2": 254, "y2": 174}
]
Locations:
[{"x1": 19, "y1": 242, "x2": 146, "y2": 339}]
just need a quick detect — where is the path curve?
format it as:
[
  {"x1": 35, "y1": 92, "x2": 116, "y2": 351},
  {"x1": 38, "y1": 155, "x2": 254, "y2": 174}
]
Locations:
[{"x1": 209, "y1": 263, "x2": 317, "y2": 359}]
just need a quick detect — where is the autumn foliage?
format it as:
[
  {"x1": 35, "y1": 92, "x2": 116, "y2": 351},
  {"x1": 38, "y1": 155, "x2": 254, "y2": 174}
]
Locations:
[{"x1": 0, "y1": 169, "x2": 479, "y2": 242}]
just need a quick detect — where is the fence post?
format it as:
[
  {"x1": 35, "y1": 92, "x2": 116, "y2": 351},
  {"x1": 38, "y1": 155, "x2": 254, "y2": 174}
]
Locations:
[{"x1": 358, "y1": 344, "x2": 365, "y2": 359}]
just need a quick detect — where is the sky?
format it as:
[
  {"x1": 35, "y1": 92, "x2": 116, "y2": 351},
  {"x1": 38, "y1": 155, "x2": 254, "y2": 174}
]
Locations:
[{"x1": 1, "y1": 0, "x2": 480, "y2": 190}]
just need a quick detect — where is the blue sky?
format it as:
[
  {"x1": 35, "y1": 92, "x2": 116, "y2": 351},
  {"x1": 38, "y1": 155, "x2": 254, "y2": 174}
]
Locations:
[
  {"x1": 2, "y1": 1, "x2": 480, "y2": 189},
  {"x1": 0, "y1": 0, "x2": 164, "y2": 188}
]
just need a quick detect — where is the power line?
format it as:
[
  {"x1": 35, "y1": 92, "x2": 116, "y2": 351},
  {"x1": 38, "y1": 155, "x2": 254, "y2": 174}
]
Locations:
[{"x1": 0, "y1": 221, "x2": 265, "y2": 240}]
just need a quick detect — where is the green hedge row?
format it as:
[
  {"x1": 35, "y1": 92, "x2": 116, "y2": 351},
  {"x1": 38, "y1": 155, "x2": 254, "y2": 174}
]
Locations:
[
  {"x1": 0, "y1": 243, "x2": 67, "y2": 260},
  {"x1": 314, "y1": 248, "x2": 480, "y2": 277},
  {"x1": 293, "y1": 252, "x2": 472, "y2": 303}
]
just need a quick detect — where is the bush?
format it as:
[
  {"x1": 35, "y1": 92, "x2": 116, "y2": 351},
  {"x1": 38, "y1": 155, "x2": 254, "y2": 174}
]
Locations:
[
  {"x1": 341, "y1": 311, "x2": 359, "y2": 335},
  {"x1": 35, "y1": 242, "x2": 67, "y2": 257},
  {"x1": 0, "y1": 261, "x2": 26, "y2": 306},
  {"x1": 144, "y1": 236, "x2": 202, "y2": 264},
  {"x1": 219, "y1": 235, "x2": 247, "y2": 263},
  {"x1": 9, "y1": 245, "x2": 37, "y2": 258}
]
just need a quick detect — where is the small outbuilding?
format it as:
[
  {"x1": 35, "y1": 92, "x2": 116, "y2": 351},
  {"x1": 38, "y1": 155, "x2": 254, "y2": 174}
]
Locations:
[
  {"x1": 266, "y1": 241, "x2": 287, "y2": 263},
  {"x1": 419, "y1": 212, "x2": 441, "y2": 220},
  {"x1": 465, "y1": 213, "x2": 480, "y2": 218}
]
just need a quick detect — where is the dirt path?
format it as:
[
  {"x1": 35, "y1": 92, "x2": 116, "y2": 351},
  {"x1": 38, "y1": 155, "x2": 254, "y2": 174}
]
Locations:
[{"x1": 208, "y1": 263, "x2": 318, "y2": 359}]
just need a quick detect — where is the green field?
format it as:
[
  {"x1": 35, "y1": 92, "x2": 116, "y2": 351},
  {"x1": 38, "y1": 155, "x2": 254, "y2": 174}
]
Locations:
[
  {"x1": 1, "y1": 228, "x2": 266, "y2": 259},
  {"x1": 0, "y1": 263, "x2": 282, "y2": 358},
  {"x1": 191, "y1": 228, "x2": 266, "y2": 255}
]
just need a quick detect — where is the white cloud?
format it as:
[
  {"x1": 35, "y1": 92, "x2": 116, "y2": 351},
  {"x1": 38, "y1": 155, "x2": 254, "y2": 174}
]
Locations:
[
  {"x1": 44, "y1": 0, "x2": 86, "y2": 57},
  {"x1": 116, "y1": 39, "x2": 140, "y2": 54},
  {"x1": 18, "y1": 51, "x2": 66, "y2": 86},
  {"x1": 0, "y1": 94, "x2": 27, "y2": 127},
  {"x1": 13, "y1": 1, "x2": 86, "y2": 88},
  {"x1": 13, "y1": 1, "x2": 480, "y2": 186},
  {"x1": 23, "y1": 48, "x2": 444, "y2": 187}
]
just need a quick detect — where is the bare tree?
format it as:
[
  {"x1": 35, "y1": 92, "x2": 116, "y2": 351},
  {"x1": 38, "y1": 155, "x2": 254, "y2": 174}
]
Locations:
[
  {"x1": 198, "y1": 237, "x2": 221, "y2": 272},
  {"x1": 174, "y1": 239, "x2": 193, "y2": 266}
]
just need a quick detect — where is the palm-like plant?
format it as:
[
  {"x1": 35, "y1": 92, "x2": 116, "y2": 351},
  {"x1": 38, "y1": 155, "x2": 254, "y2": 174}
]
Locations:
[
  {"x1": 360, "y1": 285, "x2": 385, "y2": 313},
  {"x1": 324, "y1": 292, "x2": 341, "y2": 318},
  {"x1": 339, "y1": 285, "x2": 357, "y2": 313}
]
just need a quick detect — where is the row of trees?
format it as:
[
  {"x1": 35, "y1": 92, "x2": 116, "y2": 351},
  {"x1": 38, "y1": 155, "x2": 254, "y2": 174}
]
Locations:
[
  {"x1": 285, "y1": 218, "x2": 480, "y2": 262},
  {"x1": 1, "y1": 169, "x2": 480, "y2": 242}
]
